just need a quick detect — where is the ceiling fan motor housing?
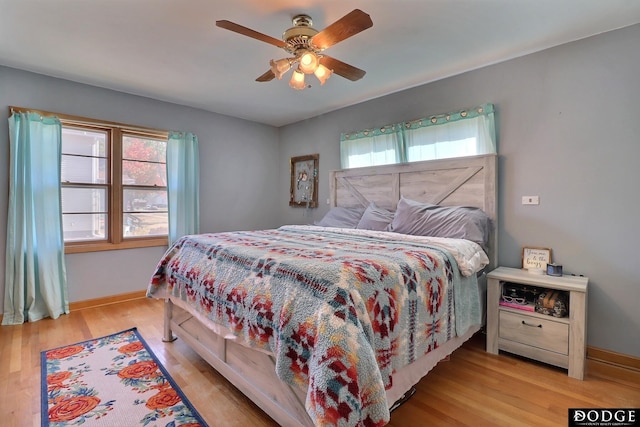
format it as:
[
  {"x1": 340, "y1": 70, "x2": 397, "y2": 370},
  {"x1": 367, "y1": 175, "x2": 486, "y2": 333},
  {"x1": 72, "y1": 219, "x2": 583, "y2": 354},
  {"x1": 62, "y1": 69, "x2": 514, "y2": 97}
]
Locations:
[{"x1": 283, "y1": 15, "x2": 320, "y2": 54}]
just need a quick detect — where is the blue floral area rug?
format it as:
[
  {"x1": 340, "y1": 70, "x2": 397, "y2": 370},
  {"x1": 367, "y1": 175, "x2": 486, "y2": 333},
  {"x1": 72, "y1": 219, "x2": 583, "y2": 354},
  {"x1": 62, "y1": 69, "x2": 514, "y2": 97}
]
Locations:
[{"x1": 41, "y1": 327, "x2": 208, "y2": 427}]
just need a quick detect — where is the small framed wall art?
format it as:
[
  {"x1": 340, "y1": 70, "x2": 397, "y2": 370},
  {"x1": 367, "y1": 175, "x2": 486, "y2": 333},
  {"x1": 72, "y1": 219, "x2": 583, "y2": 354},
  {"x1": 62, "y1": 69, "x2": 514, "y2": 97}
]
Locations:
[
  {"x1": 290, "y1": 154, "x2": 318, "y2": 208},
  {"x1": 522, "y1": 246, "x2": 552, "y2": 272}
]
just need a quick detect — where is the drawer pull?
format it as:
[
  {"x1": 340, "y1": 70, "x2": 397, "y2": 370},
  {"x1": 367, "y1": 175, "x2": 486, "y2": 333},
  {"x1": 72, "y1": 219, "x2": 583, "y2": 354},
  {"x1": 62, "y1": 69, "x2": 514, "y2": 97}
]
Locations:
[{"x1": 521, "y1": 320, "x2": 542, "y2": 328}]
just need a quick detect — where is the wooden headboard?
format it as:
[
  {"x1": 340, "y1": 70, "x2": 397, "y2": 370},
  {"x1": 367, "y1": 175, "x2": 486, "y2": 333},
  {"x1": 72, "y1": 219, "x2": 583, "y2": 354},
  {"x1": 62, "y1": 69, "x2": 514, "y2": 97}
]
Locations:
[{"x1": 329, "y1": 154, "x2": 498, "y2": 269}]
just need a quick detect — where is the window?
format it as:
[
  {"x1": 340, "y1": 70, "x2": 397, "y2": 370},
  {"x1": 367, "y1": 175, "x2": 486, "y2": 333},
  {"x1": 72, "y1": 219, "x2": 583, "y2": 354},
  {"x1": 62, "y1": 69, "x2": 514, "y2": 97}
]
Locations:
[
  {"x1": 340, "y1": 103, "x2": 496, "y2": 169},
  {"x1": 405, "y1": 113, "x2": 495, "y2": 162},
  {"x1": 56, "y1": 113, "x2": 169, "y2": 253},
  {"x1": 339, "y1": 125, "x2": 405, "y2": 169},
  {"x1": 121, "y1": 133, "x2": 168, "y2": 239},
  {"x1": 61, "y1": 126, "x2": 108, "y2": 242}
]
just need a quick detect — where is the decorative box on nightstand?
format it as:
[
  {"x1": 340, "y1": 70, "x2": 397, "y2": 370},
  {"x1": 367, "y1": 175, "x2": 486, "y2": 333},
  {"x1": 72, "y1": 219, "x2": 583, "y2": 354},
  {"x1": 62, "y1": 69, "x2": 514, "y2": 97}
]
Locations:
[{"x1": 486, "y1": 266, "x2": 588, "y2": 380}]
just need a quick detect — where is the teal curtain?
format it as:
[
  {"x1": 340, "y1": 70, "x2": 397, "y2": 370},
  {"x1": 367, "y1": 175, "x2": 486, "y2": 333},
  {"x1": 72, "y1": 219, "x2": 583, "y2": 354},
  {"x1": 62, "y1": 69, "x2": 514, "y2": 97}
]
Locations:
[
  {"x1": 166, "y1": 131, "x2": 199, "y2": 245},
  {"x1": 3, "y1": 112, "x2": 69, "y2": 325},
  {"x1": 340, "y1": 103, "x2": 496, "y2": 168}
]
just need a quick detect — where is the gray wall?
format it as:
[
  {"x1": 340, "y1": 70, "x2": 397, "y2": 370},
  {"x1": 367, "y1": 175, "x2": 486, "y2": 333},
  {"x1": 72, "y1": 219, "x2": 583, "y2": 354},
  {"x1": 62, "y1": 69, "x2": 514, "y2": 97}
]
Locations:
[
  {"x1": 0, "y1": 66, "x2": 281, "y2": 304},
  {"x1": 278, "y1": 24, "x2": 640, "y2": 357}
]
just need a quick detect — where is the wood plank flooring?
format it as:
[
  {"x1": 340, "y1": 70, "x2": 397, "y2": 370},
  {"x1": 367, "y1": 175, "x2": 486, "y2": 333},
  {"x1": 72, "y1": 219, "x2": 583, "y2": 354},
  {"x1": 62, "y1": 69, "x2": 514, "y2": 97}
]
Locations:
[{"x1": 1, "y1": 298, "x2": 638, "y2": 426}]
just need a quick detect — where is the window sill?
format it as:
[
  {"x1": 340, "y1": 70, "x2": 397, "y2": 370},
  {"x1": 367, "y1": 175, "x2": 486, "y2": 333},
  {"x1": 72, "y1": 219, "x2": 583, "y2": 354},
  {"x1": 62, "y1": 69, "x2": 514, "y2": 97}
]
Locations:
[{"x1": 65, "y1": 237, "x2": 168, "y2": 254}]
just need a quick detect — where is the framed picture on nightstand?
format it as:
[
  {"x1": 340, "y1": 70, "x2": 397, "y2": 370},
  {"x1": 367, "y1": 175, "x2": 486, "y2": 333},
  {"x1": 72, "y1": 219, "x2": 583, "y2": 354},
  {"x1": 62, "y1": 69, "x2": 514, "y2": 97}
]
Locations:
[{"x1": 521, "y1": 246, "x2": 551, "y2": 271}]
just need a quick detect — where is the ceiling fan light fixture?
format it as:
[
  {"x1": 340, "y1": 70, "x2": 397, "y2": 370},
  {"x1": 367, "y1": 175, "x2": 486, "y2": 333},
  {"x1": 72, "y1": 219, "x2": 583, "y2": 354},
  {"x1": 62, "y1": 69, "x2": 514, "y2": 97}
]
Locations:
[
  {"x1": 314, "y1": 64, "x2": 332, "y2": 85},
  {"x1": 289, "y1": 68, "x2": 306, "y2": 90},
  {"x1": 270, "y1": 58, "x2": 293, "y2": 80},
  {"x1": 298, "y1": 50, "x2": 320, "y2": 74}
]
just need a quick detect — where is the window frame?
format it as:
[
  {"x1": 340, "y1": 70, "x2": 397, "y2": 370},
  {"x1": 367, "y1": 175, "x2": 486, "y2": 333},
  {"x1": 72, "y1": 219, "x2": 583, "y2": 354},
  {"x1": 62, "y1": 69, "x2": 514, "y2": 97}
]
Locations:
[{"x1": 11, "y1": 107, "x2": 169, "y2": 253}]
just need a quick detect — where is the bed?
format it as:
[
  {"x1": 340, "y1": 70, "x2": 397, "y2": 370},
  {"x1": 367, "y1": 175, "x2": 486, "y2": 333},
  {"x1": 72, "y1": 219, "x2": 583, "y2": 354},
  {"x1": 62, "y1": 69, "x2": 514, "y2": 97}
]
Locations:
[{"x1": 147, "y1": 153, "x2": 497, "y2": 427}]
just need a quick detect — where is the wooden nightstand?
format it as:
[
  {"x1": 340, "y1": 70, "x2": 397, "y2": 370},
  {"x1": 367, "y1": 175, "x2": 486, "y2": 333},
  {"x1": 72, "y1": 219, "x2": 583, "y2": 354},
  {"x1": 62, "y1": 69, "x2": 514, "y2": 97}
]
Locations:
[{"x1": 486, "y1": 266, "x2": 588, "y2": 380}]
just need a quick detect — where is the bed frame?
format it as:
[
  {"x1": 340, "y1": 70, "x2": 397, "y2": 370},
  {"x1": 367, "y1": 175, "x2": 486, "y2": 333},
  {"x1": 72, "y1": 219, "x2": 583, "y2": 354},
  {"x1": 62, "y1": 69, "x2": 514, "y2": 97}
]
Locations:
[{"x1": 162, "y1": 154, "x2": 498, "y2": 426}]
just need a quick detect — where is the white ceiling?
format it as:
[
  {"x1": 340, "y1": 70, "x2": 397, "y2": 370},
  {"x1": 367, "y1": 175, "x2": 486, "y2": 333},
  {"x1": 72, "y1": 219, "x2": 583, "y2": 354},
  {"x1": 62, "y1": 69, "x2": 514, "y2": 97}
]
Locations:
[{"x1": 1, "y1": 1, "x2": 639, "y2": 127}]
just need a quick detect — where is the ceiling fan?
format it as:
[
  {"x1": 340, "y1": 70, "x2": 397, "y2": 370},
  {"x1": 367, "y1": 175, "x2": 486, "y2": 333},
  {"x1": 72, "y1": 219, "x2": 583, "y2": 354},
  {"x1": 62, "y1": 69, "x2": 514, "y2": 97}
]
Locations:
[{"x1": 216, "y1": 9, "x2": 373, "y2": 90}]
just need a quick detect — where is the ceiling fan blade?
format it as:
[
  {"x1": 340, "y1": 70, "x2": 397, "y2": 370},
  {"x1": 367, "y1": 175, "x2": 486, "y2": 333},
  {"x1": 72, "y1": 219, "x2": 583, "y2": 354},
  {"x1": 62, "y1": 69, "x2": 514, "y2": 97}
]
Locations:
[
  {"x1": 256, "y1": 69, "x2": 275, "y2": 82},
  {"x1": 310, "y1": 9, "x2": 373, "y2": 51},
  {"x1": 216, "y1": 20, "x2": 287, "y2": 49},
  {"x1": 320, "y1": 56, "x2": 366, "y2": 81}
]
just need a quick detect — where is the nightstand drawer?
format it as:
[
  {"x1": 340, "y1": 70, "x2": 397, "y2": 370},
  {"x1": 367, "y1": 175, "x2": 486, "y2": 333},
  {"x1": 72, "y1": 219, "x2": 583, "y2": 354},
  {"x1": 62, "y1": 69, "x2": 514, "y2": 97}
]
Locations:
[{"x1": 499, "y1": 310, "x2": 569, "y2": 355}]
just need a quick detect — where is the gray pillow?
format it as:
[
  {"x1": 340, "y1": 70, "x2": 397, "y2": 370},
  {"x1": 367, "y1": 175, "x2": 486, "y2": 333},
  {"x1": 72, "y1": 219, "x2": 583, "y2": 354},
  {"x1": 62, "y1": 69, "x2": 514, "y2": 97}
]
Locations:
[
  {"x1": 315, "y1": 206, "x2": 365, "y2": 228},
  {"x1": 387, "y1": 197, "x2": 491, "y2": 251},
  {"x1": 356, "y1": 202, "x2": 395, "y2": 231}
]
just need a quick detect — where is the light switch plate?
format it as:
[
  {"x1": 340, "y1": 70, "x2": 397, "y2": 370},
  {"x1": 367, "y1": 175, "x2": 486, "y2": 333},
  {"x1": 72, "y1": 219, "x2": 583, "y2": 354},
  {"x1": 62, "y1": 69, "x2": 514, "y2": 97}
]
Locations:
[{"x1": 522, "y1": 196, "x2": 539, "y2": 205}]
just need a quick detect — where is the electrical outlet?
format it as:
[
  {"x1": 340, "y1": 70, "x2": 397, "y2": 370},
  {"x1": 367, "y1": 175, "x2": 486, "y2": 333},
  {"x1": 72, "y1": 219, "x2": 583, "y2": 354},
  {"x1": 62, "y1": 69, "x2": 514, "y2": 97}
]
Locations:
[{"x1": 522, "y1": 196, "x2": 539, "y2": 205}]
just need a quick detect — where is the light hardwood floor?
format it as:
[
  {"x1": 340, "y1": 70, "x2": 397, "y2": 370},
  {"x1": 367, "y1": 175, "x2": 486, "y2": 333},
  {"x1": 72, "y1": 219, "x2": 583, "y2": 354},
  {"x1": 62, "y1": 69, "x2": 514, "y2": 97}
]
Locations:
[{"x1": 1, "y1": 298, "x2": 638, "y2": 427}]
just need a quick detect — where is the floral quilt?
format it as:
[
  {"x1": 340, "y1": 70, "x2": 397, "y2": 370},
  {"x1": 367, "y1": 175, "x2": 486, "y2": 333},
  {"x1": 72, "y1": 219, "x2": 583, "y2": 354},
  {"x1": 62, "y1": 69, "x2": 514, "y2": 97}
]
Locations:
[{"x1": 147, "y1": 225, "x2": 481, "y2": 427}]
